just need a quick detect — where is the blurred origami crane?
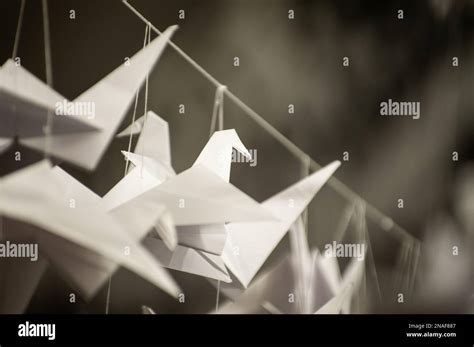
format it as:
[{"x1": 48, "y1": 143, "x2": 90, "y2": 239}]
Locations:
[{"x1": 0, "y1": 25, "x2": 177, "y2": 171}]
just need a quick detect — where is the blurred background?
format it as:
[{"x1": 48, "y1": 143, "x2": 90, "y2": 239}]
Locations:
[{"x1": 0, "y1": 0, "x2": 472, "y2": 313}]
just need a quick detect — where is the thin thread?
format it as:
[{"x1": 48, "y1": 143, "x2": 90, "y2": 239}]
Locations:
[
  {"x1": 105, "y1": 277, "x2": 112, "y2": 314},
  {"x1": 209, "y1": 85, "x2": 226, "y2": 136},
  {"x1": 404, "y1": 243, "x2": 414, "y2": 294},
  {"x1": 359, "y1": 202, "x2": 382, "y2": 303},
  {"x1": 362, "y1": 267, "x2": 370, "y2": 313},
  {"x1": 209, "y1": 99, "x2": 218, "y2": 137},
  {"x1": 289, "y1": 217, "x2": 312, "y2": 313},
  {"x1": 42, "y1": 0, "x2": 53, "y2": 159},
  {"x1": 365, "y1": 228, "x2": 383, "y2": 302},
  {"x1": 218, "y1": 87, "x2": 224, "y2": 131},
  {"x1": 210, "y1": 86, "x2": 226, "y2": 315},
  {"x1": 12, "y1": 0, "x2": 26, "y2": 59},
  {"x1": 215, "y1": 279, "x2": 221, "y2": 313},
  {"x1": 124, "y1": 90, "x2": 141, "y2": 175},
  {"x1": 334, "y1": 203, "x2": 355, "y2": 243},
  {"x1": 42, "y1": 0, "x2": 53, "y2": 87},
  {"x1": 121, "y1": 0, "x2": 419, "y2": 246},
  {"x1": 124, "y1": 24, "x2": 150, "y2": 176},
  {"x1": 140, "y1": 22, "x2": 151, "y2": 178},
  {"x1": 398, "y1": 240, "x2": 418, "y2": 298},
  {"x1": 300, "y1": 154, "x2": 311, "y2": 233},
  {"x1": 307, "y1": 252, "x2": 318, "y2": 313},
  {"x1": 110, "y1": 24, "x2": 152, "y2": 314},
  {"x1": 408, "y1": 241, "x2": 420, "y2": 297},
  {"x1": 395, "y1": 242, "x2": 409, "y2": 292}
]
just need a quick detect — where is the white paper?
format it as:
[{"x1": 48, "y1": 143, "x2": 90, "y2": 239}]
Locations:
[
  {"x1": 193, "y1": 129, "x2": 251, "y2": 182},
  {"x1": 114, "y1": 164, "x2": 277, "y2": 226},
  {"x1": 222, "y1": 161, "x2": 341, "y2": 287},
  {"x1": 176, "y1": 224, "x2": 227, "y2": 255},
  {"x1": 18, "y1": 26, "x2": 177, "y2": 170},
  {"x1": 144, "y1": 237, "x2": 231, "y2": 282},
  {"x1": 217, "y1": 256, "x2": 295, "y2": 314},
  {"x1": 119, "y1": 111, "x2": 172, "y2": 165},
  {"x1": 217, "y1": 249, "x2": 336, "y2": 314},
  {"x1": 0, "y1": 137, "x2": 13, "y2": 154},
  {"x1": 0, "y1": 161, "x2": 180, "y2": 298},
  {"x1": 0, "y1": 60, "x2": 100, "y2": 138}
]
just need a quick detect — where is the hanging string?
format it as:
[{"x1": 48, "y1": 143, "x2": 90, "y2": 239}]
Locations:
[
  {"x1": 104, "y1": 275, "x2": 112, "y2": 314},
  {"x1": 140, "y1": 22, "x2": 152, "y2": 178},
  {"x1": 9, "y1": 0, "x2": 27, "y2": 172},
  {"x1": 209, "y1": 85, "x2": 227, "y2": 136},
  {"x1": 403, "y1": 243, "x2": 414, "y2": 294},
  {"x1": 289, "y1": 216, "x2": 312, "y2": 313},
  {"x1": 293, "y1": 155, "x2": 311, "y2": 313},
  {"x1": 394, "y1": 237, "x2": 420, "y2": 300},
  {"x1": 12, "y1": 0, "x2": 26, "y2": 60},
  {"x1": 333, "y1": 203, "x2": 355, "y2": 243},
  {"x1": 42, "y1": 0, "x2": 54, "y2": 159},
  {"x1": 0, "y1": 0, "x2": 29, "y2": 225},
  {"x1": 355, "y1": 201, "x2": 382, "y2": 305},
  {"x1": 107, "y1": 23, "x2": 152, "y2": 314},
  {"x1": 404, "y1": 240, "x2": 420, "y2": 300},
  {"x1": 299, "y1": 154, "x2": 311, "y2": 233},
  {"x1": 210, "y1": 84, "x2": 226, "y2": 313},
  {"x1": 394, "y1": 242, "x2": 409, "y2": 293},
  {"x1": 121, "y1": 0, "x2": 419, "y2": 248},
  {"x1": 42, "y1": 0, "x2": 53, "y2": 89},
  {"x1": 215, "y1": 280, "x2": 221, "y2": 313},
  {"x1": 359, "y1": 257, "x2": 370, "y2": 313},
  {"x1": 124, "y1": 24, "x2": 150, "y2": 176},
  {"x1": 408, "y1": 241, "x2": 420, "y2": 297},
  {"x1": 283, "y1": 156, "x2": 312, "y2": 312},
  {"x1": 123, "y1": 89, "x2": 141, "y2": 176}
]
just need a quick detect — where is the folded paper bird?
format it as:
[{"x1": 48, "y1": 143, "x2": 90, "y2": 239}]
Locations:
[{"x1": 0, "y1": 25, "x2": 177, "y2": 170}]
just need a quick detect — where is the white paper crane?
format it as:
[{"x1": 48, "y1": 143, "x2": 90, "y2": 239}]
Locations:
[
  {"x1": 0, "y1": 25, "x2": 177, "y2": 170},
  {"x1": 104, "y1": 114, "x2": 273, "y2": 282},
  {"x1": 0, "y1": 161, "x2": 180, "y2": 313},
  {"x1": 221, "y1": 160, "x2": 341, "y2": 288}
]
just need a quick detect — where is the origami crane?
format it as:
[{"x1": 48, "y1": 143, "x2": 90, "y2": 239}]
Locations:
[
  {"x1": 0, "y1": 161, "x2": 180, "y2": 313},
  {"x1": 0, "y1": 25, "x2": 177, "y2": 170},
  {"x1": 221, "y1": 160, "x2": 341, "y2": 288},
  {"x1": 112, "y1": 110, "x2": 343, "y2": 291},
  {"x1": 216, "y1": 218, "x2": 366, "y2": 314},
  {"x1": 104, "y1": 112, "x2": 276, "y2": 282}
]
